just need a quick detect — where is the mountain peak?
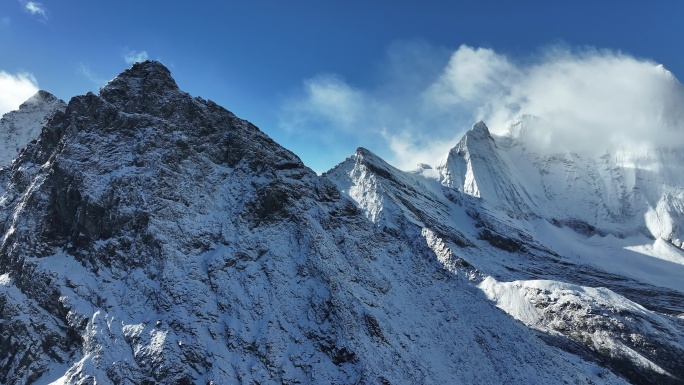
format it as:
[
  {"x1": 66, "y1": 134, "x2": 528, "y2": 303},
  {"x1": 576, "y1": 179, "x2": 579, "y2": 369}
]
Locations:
[
  {"x1": 354, "y1": 146, "x2": 390, "y2": 167},
  {"x1": 0, "y1": 90, "x2": 66, "y2": 167},
  {"x1": 469, "y1": 121, "x2": 493, "y2": 141},
  {"x1": 7, "y1": 90, "x2": 65, "y2": 118},
  {"x1": 473, "y1": 120, "x2": 489, "y2": 132},
  {"x1": 464, "y1": 120, "x2": 494, "y2": 141},
  {"x1": 131, "y1": 59, "x2": 170, "y2": 71},
  {"x1": 24, "y1": 89, "x2": 60, "y2": 103},
  {"x1": 354, "y1": 146, "x2": 375, "y2": 157},
  {"x1": 116, "y1": 60, "x2": 174, "y2": 81},
  {"x1": 99, "y1": 60, "x2": 181, "y2": 110},
  {"x1": 18, "y1": 90, "x2": 63, "y2": 110}
]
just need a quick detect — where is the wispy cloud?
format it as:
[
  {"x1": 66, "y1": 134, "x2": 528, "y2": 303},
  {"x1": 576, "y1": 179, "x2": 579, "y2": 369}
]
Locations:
[
  {"x1": 0, "y1": 70, "x2": 39, "y2": 116},
  {"x1": 78, "y1": 63, "x2": 107, "y2": 87},
  {"x1": 281, "y1": 75, "x2": 375, "y2": 137},
  {"x1": 124, "y1": 50, "x2": 148, "y2": 64},
  {"x1": 22, "y1": 1, "x2": 47, "y2": 20},
  {"x1": 280, "y1": 43, "x2": 684, "y2": 170},
  {"x1": 278, "y1": 41, "x2": 468, "y2": 169}
]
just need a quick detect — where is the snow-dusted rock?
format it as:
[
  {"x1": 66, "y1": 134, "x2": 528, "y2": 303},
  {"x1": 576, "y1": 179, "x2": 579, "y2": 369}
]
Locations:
[
  {"x1": 1, "y1": 61, "x2": 682, "y2": 384},
  {"x1": 0, "y1": 90, "x2": 66, "y2": 168}
]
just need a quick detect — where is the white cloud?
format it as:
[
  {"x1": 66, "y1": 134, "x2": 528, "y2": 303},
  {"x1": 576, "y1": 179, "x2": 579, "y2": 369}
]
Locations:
[
  {"x1": 381, "y1": 128, "x2": 458, "y2": 170},
  {"x1": 0, "y1": 71, "x2": 39, "y2": 116},
  {"x1": 23, "y1": 1, "x2": 47, "y2": 19},
  {"x1": 124, "y1": 50, "x2": 149, "y2": 64},
  {"x1": 427, "y1": 46, "x2": 684, "y2": 154},
  {"x1": 281, "y1": 75, "x2": 367, "y2": 132},
  {"x1": 280, "y1": 44, "x2": 684, "y2": 170},
  {"x1": 427, "y1": 46, "x2": 515, "y2": 107}
]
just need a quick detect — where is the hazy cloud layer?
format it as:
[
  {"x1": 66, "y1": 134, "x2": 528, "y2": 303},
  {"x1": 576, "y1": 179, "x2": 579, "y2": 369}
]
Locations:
[
  {"x1": 281, "y1": 44, "x2": 684, "y2": 170},
  {"x1": 0, "y1": 71, "x2": 39, "y2": 116},
  {"x1": 124, "y1": 50, "x2": 149, "y2": 64}
]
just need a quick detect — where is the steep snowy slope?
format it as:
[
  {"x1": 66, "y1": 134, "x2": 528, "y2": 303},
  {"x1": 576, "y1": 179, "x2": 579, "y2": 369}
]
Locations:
[
  {"x1": 0, "y1": 90, "x2": 66, "y2": 167},
  {"x1": 0, "y1": 61, "x2": 628, "y2": 384},
  {"x1": 496, "y1": 114, "x2": 684, "y2": 244},
  {"x1": 326, "y1": 124, "x2": 684, "y2": 384},
  {"x1": 435, "y1": 121, "x2": 538, "y2": 221},
  {"x1": 491, "y1": 115, "x2": 684, "y2": 294}
]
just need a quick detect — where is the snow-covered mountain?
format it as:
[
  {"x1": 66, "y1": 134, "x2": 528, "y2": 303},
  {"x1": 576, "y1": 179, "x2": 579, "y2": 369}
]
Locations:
[
  {"x1": 326, "y1": 118, "x2": 684, "y2": 384},
  {"x1": 0, "y1": 61, "x2": 682, "y2": 384},
  {"x1": 0, "y1": 90, "x2": 66, "y2": 168}
]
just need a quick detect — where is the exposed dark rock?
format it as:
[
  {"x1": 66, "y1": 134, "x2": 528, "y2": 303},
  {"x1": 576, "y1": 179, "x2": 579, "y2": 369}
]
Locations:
[{"x1": 477, "y1": 229, "x2": 526, "y2": 253}]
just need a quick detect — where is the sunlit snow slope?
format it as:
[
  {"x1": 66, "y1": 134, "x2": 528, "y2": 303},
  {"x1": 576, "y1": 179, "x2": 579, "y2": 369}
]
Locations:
[{"x1": 326, "y1": 117, "x2": 684, "y2": 384}]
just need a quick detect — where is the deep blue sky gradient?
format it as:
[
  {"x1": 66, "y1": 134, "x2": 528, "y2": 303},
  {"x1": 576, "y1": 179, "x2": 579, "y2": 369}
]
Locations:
[{"x1": 1, "y1": 1, "x2": 682, "y2": 171}]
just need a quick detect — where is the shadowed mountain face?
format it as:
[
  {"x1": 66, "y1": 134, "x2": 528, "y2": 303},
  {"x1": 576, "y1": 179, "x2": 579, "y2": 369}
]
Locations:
[{"x1": 0, "y1": 61, "x2": 681, "y2": 384}]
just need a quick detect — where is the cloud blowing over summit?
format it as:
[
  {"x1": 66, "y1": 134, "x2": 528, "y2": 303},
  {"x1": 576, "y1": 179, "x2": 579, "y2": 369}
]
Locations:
[{"x1": 281, "y1": 44, "x2": 684, "y2": 169}]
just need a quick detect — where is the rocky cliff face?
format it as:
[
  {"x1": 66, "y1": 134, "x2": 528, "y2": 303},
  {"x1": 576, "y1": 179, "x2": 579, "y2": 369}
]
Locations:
[{"x1": 0, "y1": 61, "x2": 681, "y2": 384}]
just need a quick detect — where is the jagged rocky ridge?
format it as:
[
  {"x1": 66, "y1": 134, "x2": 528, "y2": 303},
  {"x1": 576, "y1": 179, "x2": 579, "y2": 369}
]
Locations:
[{"x1": 0, "y1": 61, "x2": 681, "y2": 384}]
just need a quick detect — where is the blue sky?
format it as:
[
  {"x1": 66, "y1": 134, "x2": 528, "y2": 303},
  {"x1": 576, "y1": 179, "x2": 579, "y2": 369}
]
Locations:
[{"x1": 1, "y1": 1, "x2": 683, "y2": 172}]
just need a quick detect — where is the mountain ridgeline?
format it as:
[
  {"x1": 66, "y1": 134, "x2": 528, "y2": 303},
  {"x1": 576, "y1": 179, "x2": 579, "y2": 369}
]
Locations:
[{"x1": 1, "y1": 61, "x2": 683, "y2": 384}]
